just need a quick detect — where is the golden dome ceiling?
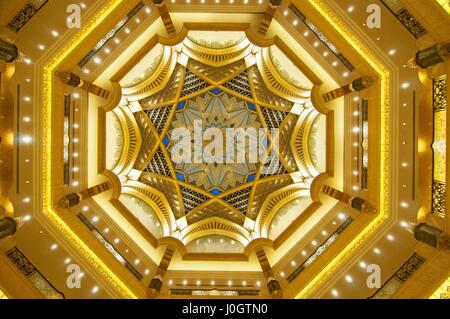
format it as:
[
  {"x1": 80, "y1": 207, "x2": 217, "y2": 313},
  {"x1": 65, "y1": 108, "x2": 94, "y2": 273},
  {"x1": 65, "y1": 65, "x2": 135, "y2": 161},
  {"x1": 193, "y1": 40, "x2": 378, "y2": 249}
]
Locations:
[{"x1": 106, "y1": 34, "x2": 322, "y2": 248}]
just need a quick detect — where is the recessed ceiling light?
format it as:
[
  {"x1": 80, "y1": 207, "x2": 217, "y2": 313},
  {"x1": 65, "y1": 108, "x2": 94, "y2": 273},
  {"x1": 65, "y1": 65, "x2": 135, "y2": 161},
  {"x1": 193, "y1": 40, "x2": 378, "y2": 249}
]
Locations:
[
  {"x1": 388, "y1": 49, "x2": 396, "y2": 56},
  {"x1": 104, "y1": 48, "x2": 111, "y2": 54},
  {"x1": 104, "y1": 228, "x2": 110, "y2": 233},
  {"x1": 197, "y1": 280, "x2": 201, "y2": 285},
  {"x1": 331, "y1": 289, "x2": 339, "y2": 297},
  {"x1": 124, "y1": 28, "x2": 130, "y2": 34},
  {"x1": 23, "y1": 197, "x2": 31, "y2": 203},
  {"x1": 301, "y1": 250, "x2": 307, "y2": 256},
  {"x1": 228, "y1": 280, "x2": 232, "y2": 286},
  {"x1": 400, "y1": 202, "x2": 409, "y2": 208},
  {"x1": 22, "y1": 136, "x2": 33, "y2": 144},
  {"x1": 91, "y1": 286, "x2": 99, "y2": 294},
  {"x1": 387, "y1": 234, "x2": 395, "y2": 241},
  {"x1": 283, "y1": 10, "x2": 289, "y2": 16},
  {"x1": 51, "y1": 30, "x2": 59, "y2": 37},
  {"x1": 373, "y1": 248, "x2": 381, "y2": 254},
  {"x1": 359, "y1": 261, "x2": 367, "y2": 269},
  {"x1": 92, "y1": 216, "x2": 99, "y2": 223},
  {"x1": 338, "y1": 213, "x2": 346, "y2": 220},
  {"x1": 347, "y1": 6, "x2": 354, "y2": 12},
  {"x1": 345, "y1": 275, "x2": 353, "y2": 283},
  {"x1": 145, "y1": 7, "x2": 151, "y2": 14},
  {"x1": 256, "y1": 281, "x2": 261, "y2": 287},
  {"x1": 183, "y1": 280, "x2": 188, "y2": 285},
  {"x1": 93, "y1": 57, "x2": 101, "y2": 64},
  {"x1": 50, "y1": 244, "x2": 58, "y2": 250},
  {"x1": 64, "y1": 258, "x2": 72, "y2": 265},
  {"x1": 38, "y1": 44, "x2": 45, "y2": 50},
  {"x1": 291, "y1": 260, "x2": 297, "y2": 267},
  {"x1": 401, "y1": 82, "x2": 410, "y2": 89}
]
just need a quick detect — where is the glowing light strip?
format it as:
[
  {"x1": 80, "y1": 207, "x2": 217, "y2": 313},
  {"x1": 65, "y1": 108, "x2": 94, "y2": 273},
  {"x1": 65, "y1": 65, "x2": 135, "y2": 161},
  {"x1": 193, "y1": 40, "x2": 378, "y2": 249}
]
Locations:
[
  {"x1": 435, "y1": 0, "x2": 450, "y2": 15},
  {"x1": 295, "y1": 0, "x2": 390, "y2": 298},
  {"x1": 42, "y1": 0, "x2": 137, "y2": 298},
  {"x1": 429, "y1": 276, "x2": 450, "y2": 299}
]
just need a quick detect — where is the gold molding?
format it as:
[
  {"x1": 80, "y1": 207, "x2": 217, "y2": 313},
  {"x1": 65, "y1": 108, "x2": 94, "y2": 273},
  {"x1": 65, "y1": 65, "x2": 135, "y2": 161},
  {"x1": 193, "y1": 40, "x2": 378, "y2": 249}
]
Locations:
[
  {"x1": 180, "y1": 217, "x2": 252, "y2": 246},
  {"x1": 256, "y1": 47, "x2": 311, "y2": 103}
]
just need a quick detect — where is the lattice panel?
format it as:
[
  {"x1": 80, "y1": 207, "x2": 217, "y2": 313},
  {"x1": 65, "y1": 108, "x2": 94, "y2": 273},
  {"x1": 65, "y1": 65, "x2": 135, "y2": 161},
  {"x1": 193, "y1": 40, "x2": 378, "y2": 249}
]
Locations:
[
  {"x1": 180, "y1": 185, "x2": 210, "y2": 213},
  {"x1": 432, "y1": 181, "x2": 446, "y2": 217},
  {"x1": 144, "y1": 148, "x2": 172, "y2": 177},
  {"x1": 180, "y1": 70, "x2": 210, "y2": 98},
  {"x1": 260, "y1": 106, "x2": 289, "y2": 129},
  {"x1": 133, "y1": 111, "x2": 158, "y2": 171},
  {"x1": 260, "y1": 157, "x2": 289, "y2": 178},
  {"x1": 248, "y1": 176, "x2": 293, "y2": 219},
  {"x1": 277, "y1": 113, "x2": 300, "y2": 172},
  {"x1": 186, "y1": 201, "x2": 245, "y2": 225},
  {"x1": 144, "y1": 105, "x2": 172, "y2": 135},
  {"x1": 187, "y1": 59, "x2": 246, "y2": 84},
  {"x1": 394, "y1": 254, "x2": 425, "y2": 283},
  {"x1": 222, "y1": 71, "x2": 253, "y2": 98},
  {"x1": 221, "y1": 187, "x2": 252, "y2": 214},
  {"x1": 433, "y1": 75, "x2": 447, "y2": 112}
]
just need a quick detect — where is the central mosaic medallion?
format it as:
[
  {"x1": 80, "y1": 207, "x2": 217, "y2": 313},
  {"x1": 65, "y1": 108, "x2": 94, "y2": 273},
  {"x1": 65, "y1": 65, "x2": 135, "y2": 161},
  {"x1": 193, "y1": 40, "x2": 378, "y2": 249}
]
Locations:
[{"x1": 166, "y1": 89, "x2": 262, "y2": 194}]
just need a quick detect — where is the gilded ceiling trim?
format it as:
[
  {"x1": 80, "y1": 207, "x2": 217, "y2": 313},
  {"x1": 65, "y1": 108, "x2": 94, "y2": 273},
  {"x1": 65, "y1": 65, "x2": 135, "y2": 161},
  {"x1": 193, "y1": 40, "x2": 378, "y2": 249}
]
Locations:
[
  {"x1": 112, "y1": 106, "x2": 142, "y2": 176},
  {"x1": 121, "y1": 184, "x2": 175, "y2": 236},
  {"x1": 256, "y1": 185, "x2": 310, "y2": 237},
  {"x1": 122, "y1": 45, "x2": 176, "y2": 101},
  {"x1": 182, "y1": 37, "x2": 253, "y2": 68},
  {"x1": 291, "y1": 107, "x2": 321, "y2": 178},
  {"x1": 256, "y1": 47, "x2": 311, "y2": 103},
  {"x1": 294, "y1": 0, "x2": 390, "y2": 298},
  {"x1": 180, "y1": 217, "x2": 252, "y2": 246},
  {"x1": 41, "y1": 0, "x2": 137, "y2": 299}
]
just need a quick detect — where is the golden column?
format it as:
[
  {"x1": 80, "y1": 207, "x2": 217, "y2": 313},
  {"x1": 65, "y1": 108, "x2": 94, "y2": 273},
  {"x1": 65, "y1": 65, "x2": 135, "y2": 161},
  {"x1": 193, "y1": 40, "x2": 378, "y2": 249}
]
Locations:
[
  {"x1": 147, "y1": 246, "x2": 175, "y2": 298},
  {"x1": 0, "y1": 39, "x2": 18, "y2": 63},
  {"x1": 255, "y1": 247, "x2": 283, "y2": 299},
  {"x1": 59, "y1": 181, "x2": 112, "y2": 208},
  {"x1": 408, "y1": 42, "x2": 450, "y2": 69},
  {"x1": 322, "y1": 76, "x2": 377, "y2": 102},
  {"x1": 152, "y1": 0, "x2": 176, "y2": 37},
  {"x1": 257, "y1": 0, "x2": 282, "y2": 37},
  {"x1": 55, "y1": 71, "x2": 110, "y2": 99},
  {"x1": 321, "y1": 185, "x2": 377, "y2": 214}
]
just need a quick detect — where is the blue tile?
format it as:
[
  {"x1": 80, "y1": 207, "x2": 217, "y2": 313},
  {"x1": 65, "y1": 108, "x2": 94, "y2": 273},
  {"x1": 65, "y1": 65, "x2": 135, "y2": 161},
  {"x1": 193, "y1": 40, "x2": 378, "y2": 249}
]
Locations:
[
  {"x1": 163, "y1": 135, "x2": 170, "y2": 146},
  {"x1": 177, "y1": 101, "x2": 186, "y2": 110},
  {"x1": 247, "y1": 102, "x2": 256, "y2": 111},
  {"x1": 211, "y1": 88, "x2": 222, "y2": 95},
  {"x1": 176, "y1": 172, "x2": 186, "y2": 182},
  {"x1": 247, "y1": 173, "x2": 256, "y2": 182},
  {"x1": 210, "y1": 188, "x2": 222, "y2": 196}
]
